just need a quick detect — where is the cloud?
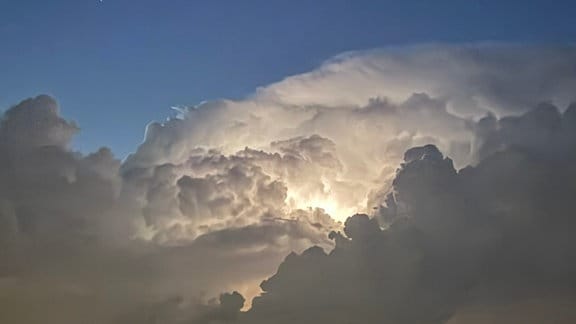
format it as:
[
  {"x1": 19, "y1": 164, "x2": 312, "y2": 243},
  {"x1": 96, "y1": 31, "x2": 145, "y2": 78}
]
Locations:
[
  {"x1": 0, "y1": 95, "x2": 79, "y2": 149},
  {"x1": 0, "y1": 96, "x2": 338, "y2": 323},
  {"x1": 227, "y1": 103, "x2": 576, "y2": 324},
  {"x1": 258, "y1": 44, "x2": 576, "y2": 115},
  {"x1": 123, "y1": 44, "x2": 576, "y2": 230},
  {"x1": 2, "y1": 44, "x2": 576, "y2": 323}
]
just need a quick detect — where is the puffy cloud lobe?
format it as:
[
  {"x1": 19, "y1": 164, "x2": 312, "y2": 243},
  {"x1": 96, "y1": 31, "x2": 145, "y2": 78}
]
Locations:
[
  {"x1": 0, "y1": 96, "x2": 136, "y2": 323},
  {"x1": 0, "y1": 95, "x2": 78, "y2": 149},
  {"x1": 124, "y1": 92, "x2": 476, "y2": 229},
  {"x1": 125, "y1": 138, "x2": 342, "y2": 246},
  {"x1": 0, "y1": 96, "x2": 120, "y2": 248}
]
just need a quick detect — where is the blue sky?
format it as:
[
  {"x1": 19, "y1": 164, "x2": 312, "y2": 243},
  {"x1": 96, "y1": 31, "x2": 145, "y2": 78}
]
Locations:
[{"x1": 1, "y1": 0, "x2": 575, "y2": 157}]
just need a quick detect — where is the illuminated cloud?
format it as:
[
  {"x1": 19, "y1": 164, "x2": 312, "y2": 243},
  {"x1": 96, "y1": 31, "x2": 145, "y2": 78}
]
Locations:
[
  {"x1": 258, "y1": 44, "x2": 576, "y2": 114},
  {"x1": 227, "y1": 103, "x2": 576, "y2": 324}
]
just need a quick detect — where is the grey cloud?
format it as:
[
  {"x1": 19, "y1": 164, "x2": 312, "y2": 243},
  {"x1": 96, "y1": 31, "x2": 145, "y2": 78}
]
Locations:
[{"x1": 0, "y1": 94, "x2": 79, "y2": 149}]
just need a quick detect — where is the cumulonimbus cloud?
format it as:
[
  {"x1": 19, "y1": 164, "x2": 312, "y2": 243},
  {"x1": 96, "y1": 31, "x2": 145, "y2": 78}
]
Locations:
[
  {"x1": 233, "y1": 103, "x2": 576, "y2": 324},
  {"x1": 1, "y1": 44, "x2": 576, "y2": 323}
]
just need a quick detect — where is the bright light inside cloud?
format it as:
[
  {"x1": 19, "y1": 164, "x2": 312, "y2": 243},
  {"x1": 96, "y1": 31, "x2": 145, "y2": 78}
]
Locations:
[{"x1": 286, "y1": 189, "x2": 356, "y2": 222}]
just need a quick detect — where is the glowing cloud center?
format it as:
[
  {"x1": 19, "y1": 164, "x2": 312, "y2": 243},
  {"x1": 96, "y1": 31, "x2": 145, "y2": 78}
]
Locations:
[{"x1": 286, "y1": 188, "x2": 359, "y2": 222}]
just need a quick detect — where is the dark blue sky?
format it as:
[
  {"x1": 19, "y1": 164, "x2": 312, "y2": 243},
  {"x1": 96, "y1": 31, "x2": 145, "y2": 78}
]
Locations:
[{"x1": 1, "y1": 0, "x2": 575, "y2": 157}]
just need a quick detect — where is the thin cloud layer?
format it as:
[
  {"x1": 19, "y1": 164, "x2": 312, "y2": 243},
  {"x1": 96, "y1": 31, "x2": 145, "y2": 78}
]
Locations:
[
  {"x1": 259, "y1": 44, "x2": 576, "y2": 114},
  {"x1": 1, "y1": 44, "x2": 576, "y2": 323}
]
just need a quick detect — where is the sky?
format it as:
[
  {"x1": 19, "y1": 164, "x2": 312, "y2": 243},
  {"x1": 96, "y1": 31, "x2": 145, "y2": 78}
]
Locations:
[
  {"x1": 3, "y1": 2, "x2": 576, "y2": 324},
  {"x1": 1, "y1": 0, "x2": 575, "y2": 157}
]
